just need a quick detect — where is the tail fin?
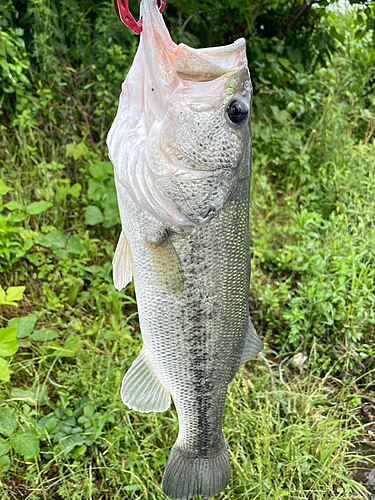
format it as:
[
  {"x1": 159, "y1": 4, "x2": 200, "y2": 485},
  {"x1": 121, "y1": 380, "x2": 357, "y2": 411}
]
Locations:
[{"x1": 162, "y1": 442, "x2": 231, "y2": 500}]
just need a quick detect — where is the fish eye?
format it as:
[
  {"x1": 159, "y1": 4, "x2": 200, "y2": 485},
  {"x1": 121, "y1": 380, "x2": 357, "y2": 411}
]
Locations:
[{"x1": 226, "y1": 97, "x2": 249, "y2": 127}]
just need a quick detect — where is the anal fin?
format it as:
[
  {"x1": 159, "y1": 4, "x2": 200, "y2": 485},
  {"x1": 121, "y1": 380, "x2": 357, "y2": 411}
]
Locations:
[
  {"x1": 240, "y1": 319, "x2": 264, "y2": 365},
  {"x1": 121, "y1": 348, "x2": 171, "y2": 413},
  {"x1": 113, "y1": 231, "x2": 132, "y2": 291}
]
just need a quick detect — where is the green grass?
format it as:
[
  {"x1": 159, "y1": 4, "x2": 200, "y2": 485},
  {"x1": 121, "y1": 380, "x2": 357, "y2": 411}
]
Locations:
[{"x1": 0, "y1": 341, "x2": 372, "y2": 499}]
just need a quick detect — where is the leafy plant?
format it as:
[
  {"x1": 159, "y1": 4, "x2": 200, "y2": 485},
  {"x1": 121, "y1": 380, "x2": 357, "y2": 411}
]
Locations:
[
  {"x1": 85, "y1": 160, "x2": 120, "y2": 228},
  {"x1": 38, "y1": 397, "x2": 115, "y2": 460},
  {"x1": 0, "y1": 327, "x2": 18, "y2": 382},
  {"x1": 0, "y1": 286, "x2": 25, "y2": 382},
  {"x1": 0, "y1": 26, "x2": 31, "y2": 122}
]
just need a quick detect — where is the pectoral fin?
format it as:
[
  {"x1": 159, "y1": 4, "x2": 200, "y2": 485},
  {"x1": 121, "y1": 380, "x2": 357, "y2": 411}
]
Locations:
[
  {"x1": 240, "y1": 319, "x2": 264, "y2": 365},
  {"x1": 121, "y1": 347, "x2": 171, "y2": 413},
  {"x1": 112, "y1": 231, "x2": 132, "y2": 291},
  {"x1": 147, "y1": 231, "x2": 184, "y2": 295}
]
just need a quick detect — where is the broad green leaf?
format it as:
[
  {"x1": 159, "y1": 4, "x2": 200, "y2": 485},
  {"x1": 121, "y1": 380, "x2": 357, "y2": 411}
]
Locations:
[
  {"x1": 0, "y1": 454, "x2": 10, "y2": 472},
  {"x1": 11, "y1": 384, "x2": 47, "y2": 404},
  {"x1": 71, "y1": 444, "x2": 87, "y2": 459},
  {"x1": 4, "y1": 201, "x2": 23, "y2": 211},
  {"x1": 329, "y1": 26, "x2": 345, "y2": 44},
  {"x1": 31, "y1": 328, "x2": 57, "y2": 341},
  {"x1": 85, "y1": 206, "x2": 104, "y2": 226},
  {"x1": 26, "y1": 254, "x2": 40, "y2": 266},
  {"x1": 59, "y1": 335, "x2": 82, "y2": 358},
  {"x1": 10, "y1": 426, "x2": 39, "y2": 459},
  {"x1": 0, "y1": 438, "x2": 10, "y2": 457},
  {"x1": 278, "y1": 58, "x2": 291, "y2": 69},
  {"x1": 0, "y1": 286, "x2": 5, "y2": 302},
  {"x1": 85, "y1": 265, "x2": 106, "y2": 276},
  {"x1": 56, "y1": 185, "x2": 69, "y2": 202},
  {"x1": 88, "y1": 179, "x2": 104, "y2": 201},
  {"x1": 54, "y1": 249, "x2": 69, "y2": 260},
  {"x1": 5, "y1": 286, "x2": 25, "y2": 304},
  {"x1": 0, "y1": 358, "x2": 10, "y2": 382},
  {"x1": 103, "y1": 205, "x2": 120, "y2": 228},
  {"x1": 89, "y1": 163, "x2": 105, "y2": 179},
  {"x1": 9, "y1": 316, "x2": 37, "y2": 339},
  {"x1": 83, "y1": 405, "x2": 94, "y2": 418},
  {"x1": 66, "y1": 235, "x2": 84, "y2": 255},
  {"x1": 38, "y1": 230, "x2": 67, "y2": 249},
  {"x1": 69, "y1": 183, "x2": 82, "y2": 198},
  {"x1": 0, "y1": 407, "x2": 17, "y2": 437},
  {"x1": 24, "y1": 239, "x2": 33, "y2": 252},
  {"x1": 26, "y1": 201, "x2": 53, "y2": 215},
  {"x1": 59, "y1": 434, "x2": 86, "y2": 455},
  {"x1": 0, "y1": 180, "x2": 12, "y2": 195},
  {"x1": 45, "y1": 417, "x2": 58, "y2": 433},
  {"x1": 11, "y1": 388, "x2": 36, "y2": 399},
  {"x1": 0, "y1": 327, "x2": 19, "y2": 357},
  {"x1": 89, "y1": 161, "x2": 113, "y2": 179},
  {"x1": 3, "y1": 85, "x2": 15, "y2": 94},
  {"x1": 66, "y1": 141, "x2": 89, "y2": 160}
]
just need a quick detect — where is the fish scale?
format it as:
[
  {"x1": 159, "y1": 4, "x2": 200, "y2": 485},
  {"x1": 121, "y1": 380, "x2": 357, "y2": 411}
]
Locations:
[{"x1": 107, "y1": 0, "x2": 264, "y2": 497}]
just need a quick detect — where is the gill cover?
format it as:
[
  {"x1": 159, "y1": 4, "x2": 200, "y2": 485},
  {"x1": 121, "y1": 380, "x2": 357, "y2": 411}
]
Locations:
[{"x1": 107, "y1": 0, "x2": 251, "y2": 225}]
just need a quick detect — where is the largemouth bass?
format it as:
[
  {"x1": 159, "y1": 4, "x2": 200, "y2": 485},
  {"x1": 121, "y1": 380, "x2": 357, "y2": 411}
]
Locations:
[{"x1": 107, "y1": 1, "x2": 263, "y2": 498}]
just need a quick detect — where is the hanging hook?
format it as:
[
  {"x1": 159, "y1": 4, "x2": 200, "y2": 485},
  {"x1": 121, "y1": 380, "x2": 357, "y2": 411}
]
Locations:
[{"x1": 114, "y1": 0, "x2": 166, "y2": 34}]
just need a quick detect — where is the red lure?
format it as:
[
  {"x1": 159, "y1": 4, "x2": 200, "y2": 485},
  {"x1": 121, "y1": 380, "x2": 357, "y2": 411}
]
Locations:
[{"x1": 113, "y1": 0, "x2": 166, "y2": 34}]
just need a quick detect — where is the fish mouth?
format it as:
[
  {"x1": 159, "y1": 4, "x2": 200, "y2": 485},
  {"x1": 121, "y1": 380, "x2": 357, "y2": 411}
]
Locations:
[
  {"x1": 141, "y1": 0, "x2": 248, "y2": 85},
  {"x1": 175, "y1": 39, "x2": 247, "y2": 82}
]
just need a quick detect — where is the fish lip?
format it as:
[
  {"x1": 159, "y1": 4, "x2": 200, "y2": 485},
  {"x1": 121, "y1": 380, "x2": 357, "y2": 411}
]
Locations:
[
  {"x1": 174, "y1": 38, "x2": 248, "y2": 83},
  {"x1": 191, "y1": 37, "x2": 247, "y2": 59},
  {"x1": 142, "y1": 0, "x2": 248, "y2": 83}
]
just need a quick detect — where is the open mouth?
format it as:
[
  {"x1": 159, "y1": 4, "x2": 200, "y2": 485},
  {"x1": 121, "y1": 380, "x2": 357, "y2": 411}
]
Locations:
[
  {"x1": 141, "y1": 0, "x2": 247, "y2": 84},
  {"x1": 174, "y1": 39, "x2": 247, "y2": 82}
]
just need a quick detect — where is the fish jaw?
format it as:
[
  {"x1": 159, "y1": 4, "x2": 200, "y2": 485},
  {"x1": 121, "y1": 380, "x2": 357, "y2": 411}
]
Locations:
[
  {"x1": 139, "y1": 0, "x2": 250, "y2": 116},
  {"x1": 107, "y1": 0, "x2": 252, "y2": 226}
]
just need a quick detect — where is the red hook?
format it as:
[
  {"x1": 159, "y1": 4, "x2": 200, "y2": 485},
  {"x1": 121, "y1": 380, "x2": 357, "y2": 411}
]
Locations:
[{"x1": 114, "y1": 0, "x2": 166, "y2": 34}]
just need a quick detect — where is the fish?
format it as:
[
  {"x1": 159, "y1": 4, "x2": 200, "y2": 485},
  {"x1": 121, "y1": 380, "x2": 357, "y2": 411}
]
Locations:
[{"x1": 107, "y1": 0, "x2": 264, "y2": 498}]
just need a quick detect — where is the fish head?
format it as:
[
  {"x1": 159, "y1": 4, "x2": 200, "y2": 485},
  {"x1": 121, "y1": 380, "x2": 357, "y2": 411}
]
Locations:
[{"x1": 107, "y1": 0, "x2": 252, "y2": 225}]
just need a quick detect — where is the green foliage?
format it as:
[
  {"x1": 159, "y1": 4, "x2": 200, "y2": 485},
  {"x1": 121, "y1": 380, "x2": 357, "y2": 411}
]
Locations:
[
  {"x1": 247, "y1": 21, "x2": 375, "y2": 373},
  {"x1": 0, "y1": 287, "x2": 25, "y2": 382},
  {"x1": 0, "y1": 26, "x2": 31, "y2": 121},
  {"x1": 0, "y1": 285, "x2": 25, "y2": 306},
  {"x1": 0, "y1": 407, "x2": 17, "y2": 437},
  {"x1": 86, "y1": 160, "x2": 120, "y2": 227},
  {"x1": 10, "y1": 425, "x2": 39, "y2": 459},
  {"x1": 0, "y1": 327, "x2": 18, "y2": 358},
  {"x1": 8, "y1": 316, "x2": 37, "y2": 339},
  {"x1": 38, "y1": 397, "x2": 115, "y2": 459}
]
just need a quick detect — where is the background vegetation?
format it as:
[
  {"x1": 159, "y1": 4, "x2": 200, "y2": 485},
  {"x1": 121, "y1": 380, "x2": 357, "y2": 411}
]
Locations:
[{"x1": 1, "y1": 0, "x2": 375, "y2": 498}]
